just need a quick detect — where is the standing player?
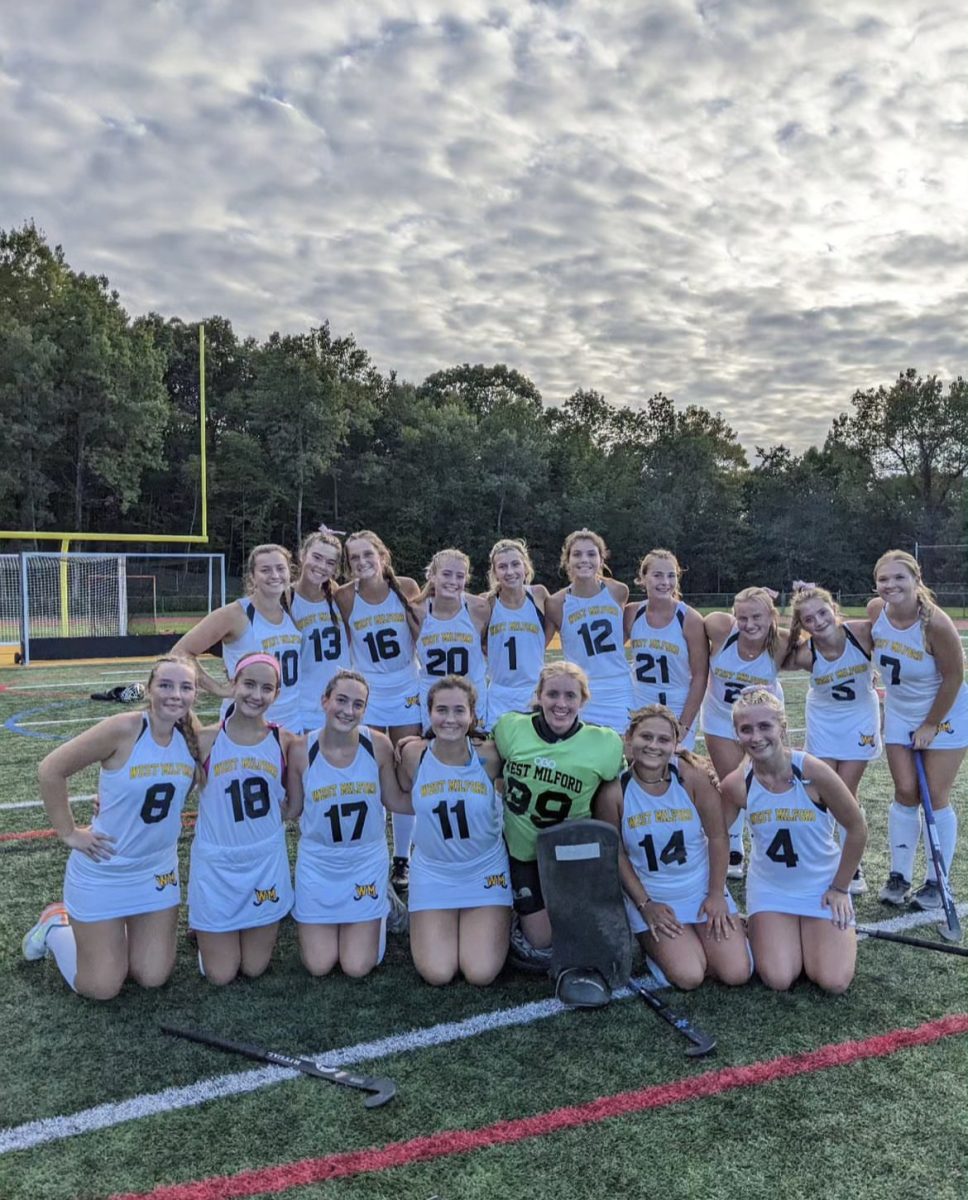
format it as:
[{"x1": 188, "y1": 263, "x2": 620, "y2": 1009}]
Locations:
[
  {"x1": 172, "y1": 543, "x2": 302, "y2": 731},
  {"x1": 188, "y1": 653, "x2": 299, "y2": 984},
  {"x1": 336, "y1": 530, "x2": 421, "y2": 890},
  {"x1": 701, "y1": 587, "x2": 788, "y2": 876},
  {"x1": 291, "y1": 527, "x2": 352, "y2": 733},
  {"x1": 23, "y1": 656, "x2": 203, "y2": 999},
  {"x1": 624, "y1": 549, "x2": 708, "y2": 749},
  {"x1": 868, "y1": 550, "x2": 968, "y2": 908},
  {"x1": 493, "y1": 661, "x2": 625, "y2": 962},
  {"x1": 396, "y1": 678, "x2": 511, "y2": 985},
  {"x1": 782, "y1": 585, "x2": 879, "y2": 894},
  {"x1": 414, "y1": 548, "x2": 489, "y2": 732},
  {"x1": 545, "y1": 528, "x2": 632, "y2": 732},
  {"x1": 484, "y1": 538, "x2": 551, "y2": 728},
  {"x1": 287, "y1": 670, "x2": 405, "y2": 977},
  {"x1": 596, "y1": 704, "x2": 751, "y2": 990},
  {"x1": 721, "y1": 689, "x2": 866, "y2": 993}
]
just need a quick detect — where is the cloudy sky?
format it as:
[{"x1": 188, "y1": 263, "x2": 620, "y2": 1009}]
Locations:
[{"x1": 3, "y1": 0, "x2": 966, "y2": 453}]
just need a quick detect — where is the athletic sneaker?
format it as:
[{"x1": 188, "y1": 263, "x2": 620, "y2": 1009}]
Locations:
[
  {"x1": 909, "y1": 881, "x2": 943, "y2": 912},
  {"x1": 390, "y1": 855, "x2": 410, "y2": 892},
  {"x1": 22, "y1": 901, "x2": 69, "y2": 961},
  {"x1": 727, "y1": 850, "x2": 745, "y2": 880},
  {"x1": 878, "y1": 872, "x2": 912, "y2": 906},
  {"x1": 849, "y1": 867, "x2": 867, "y2": 896},
  {"x1": 508, "y1": 919, "x2": 553, "y2": 975}
]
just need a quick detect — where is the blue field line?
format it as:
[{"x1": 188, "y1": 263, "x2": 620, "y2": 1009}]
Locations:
[{"x1": 2, "y1": 702, "x2": 78, "y2": 742}]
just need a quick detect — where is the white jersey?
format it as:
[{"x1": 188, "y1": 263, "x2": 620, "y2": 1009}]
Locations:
[
  {"x1": 294, "y1": 727, "x2": 389, "y2": 924},
  {"x1": 291, "y1": 590, "x2": 352, "y2": 732},
  {"x1": 745, "y1": 751, "x2": 840, "y2": 919},
  {"x1": 221, "y1": 599, "x2": 302, "y2": 731},
  {"x1": 65, "y1": 715, "x2": 196, "y2": 921},
  {"x1": 558, "y1": 585, "x2": 633, "y2": 730},
  {"x1": 871, "y1": 609, "x2": 968, "y2": 747},
  {"x1": 701, "y1": 626, "x2": 783, "y2": 740},
  {"x1": 188, "y1": 721, "x2": 292, "y2": 931},
  {"x1": 299, "y1": 727, "x2": 386, "y2": 849},
  {"x1": 195, "y1": 723, "x2": 287, "y2": 848},
  {"x1": 620, "y1": 761, "x2": 710, "y2": 906},
  {"x1": 805, "y1": 627, "x2": 881, "y2": 761},
  {"x1": 416, "y1": 599, "x2": 488, "y2": 727},
  {"x1": 408, "y1": 740, "x2": 511, "y2": 911},
  {"x1": 347, "y1": 588, "x2": 421, "y2": 727},
  {"x1": 83, "y1": 716, "x2": 196, "y2": 865},
  {"x1": 411, "y1": 742, "x2": 504, "y2": 864},
  {"x1": 486, "y1": 591, "x2": 546, "y2": 726},
  {"x1": 628, "y1": 601, "x2": 693, "y2": 713}
]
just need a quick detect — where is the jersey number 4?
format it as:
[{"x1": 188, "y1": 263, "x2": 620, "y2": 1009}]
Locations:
[{"x1": 765, "y1": 828, "x2": 799, "y2": 868}]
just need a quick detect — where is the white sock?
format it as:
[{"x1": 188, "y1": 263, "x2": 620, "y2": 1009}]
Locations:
[
  {"x1": 391, "y1": 812, "x2": 415, "y2": 859},
  {"x1": 924, "y1": 807, "x2": 958, "y2": 883},
  {"x1": 728, "y1": 810, "x2": 744, "y2": 855},
  {"x1": 197, "y1": 950, "x2": 206, "y2": 977},
  {"x1": 46, "y1": 924, "x2": 78, "y2": 991},
  {"x1": 888, "y1": 802, "x2": 922, "y2": 881}
]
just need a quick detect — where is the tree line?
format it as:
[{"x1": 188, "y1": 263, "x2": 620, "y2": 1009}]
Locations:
[{"x1": 2, "y1": 221, "x2": 967, "y2": 594}]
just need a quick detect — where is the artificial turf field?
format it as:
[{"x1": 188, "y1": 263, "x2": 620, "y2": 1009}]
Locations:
[{"x1": 1, "y1": 657, "x2": 967, "y2": 1200}]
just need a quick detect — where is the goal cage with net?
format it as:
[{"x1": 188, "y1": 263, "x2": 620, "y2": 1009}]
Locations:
[{"x1": 1, "y1": 552, "x2": 226, "y2": 663}]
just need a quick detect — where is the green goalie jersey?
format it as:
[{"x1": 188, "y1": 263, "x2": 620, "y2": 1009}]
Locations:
[{"x1": 493, "y1": 711, "x2": 624, "y2": 861}]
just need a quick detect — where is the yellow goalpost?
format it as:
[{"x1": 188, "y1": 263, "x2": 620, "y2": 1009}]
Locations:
[{"x1": 0, "y1": 326, "x2": 209, "y2": 650}]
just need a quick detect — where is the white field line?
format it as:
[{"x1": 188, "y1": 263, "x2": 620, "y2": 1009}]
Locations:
[
  {"x1": 2, "y1": 904, "x2": 965, "y2": 1156},
  {"x1": 0, "y1": 793, "x2": 94, "y2": 812},
  {"x1": 11, "y1": 711, "x2": 220, "y2": 729},
  {"x1": 0, "y1": 674, "x2": 150, "y2": 690}
]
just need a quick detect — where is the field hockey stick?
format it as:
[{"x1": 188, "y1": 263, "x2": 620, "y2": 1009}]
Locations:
[
  {"x1": 627, "y1": 978, "x2": 716, "y2": 1057},
  {"x1": 161, "y1": 1025, "x2": 396, "y2": 1108},
  {"x1": 857, "y1": 927, "x2": 968, "y2": 958},
  {"x1": 912, "y1": 746, "x2": 963, "y2": 943}
]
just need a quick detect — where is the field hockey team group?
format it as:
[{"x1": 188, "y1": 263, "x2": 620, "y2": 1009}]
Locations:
[{"x1": 22, "y1": 530, "x2": 967, "y2": 1003}]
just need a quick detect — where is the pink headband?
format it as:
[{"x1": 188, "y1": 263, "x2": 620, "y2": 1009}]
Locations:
[{"x1": 234, "y1": 652, "x2": 281, "y2": 680}]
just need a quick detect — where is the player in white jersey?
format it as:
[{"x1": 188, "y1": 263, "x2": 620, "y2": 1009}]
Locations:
[
  {"x1": 867, "y1": 550, "x2": 968, "y2": 910},
  {"x1": 782, "y1": 585, "x2": 879, "y2": 895},
  {"x1": 596, "y1": 705, "x2": 750, "y2": 991},
  {"x1": 172, "y1": 543, "x2": 302, "y2": 730},
  {"x1": 623, "y1": 549, "x2": 708, "y2": 751},
  {"x1": 23, "y1": 657, "x2": 202, "y2": 1000},
  {"x1": 336, "y1": 530, "x2": 422, "y2": 891},
  {"x1": 189, "y1": 653, "x2": 300, "y2": 984},
  {"x1": 546, "y1": 528, "x2": 632, "y2": 733},
  {"x1": 291, "y1": 528, "x2": 352, "y2": 732},
  {"x1": 396, "y1": 677, "x2": 511, "y2": 986},
  {"x1": 701, "y1": 587, "x2": 789, "y2": 877},
  {"x1": 721, "y1": 690, "x2": 866, "y2": 993},
  {"x1": 413, "y1": 548, "x2": 490, "y2": 732},
  {"x1": 287, "y1": 670, "x2": 406, "y2": 977},
  {"x1": 484, "y1": 539, "x2": 551, "y2": 729}
]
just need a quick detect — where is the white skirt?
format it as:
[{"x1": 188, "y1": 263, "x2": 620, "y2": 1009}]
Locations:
[
  {"x1": 188, "y1": 834, "x2": 294, "y2": 932},
  {"x1": 293, "y1": 838, "x2": 390, "y2": 925},
  {"x1": 65, "y1": 848, "x2": 181, "y2": 922},
  {"x1": 408, "y1": 842, "x2": 513, "y2": 912}
]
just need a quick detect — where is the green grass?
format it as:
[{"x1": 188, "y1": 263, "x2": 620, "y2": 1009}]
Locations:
[{"x1": 1, "y1": 661, "x2": 967, "y2": 1200}]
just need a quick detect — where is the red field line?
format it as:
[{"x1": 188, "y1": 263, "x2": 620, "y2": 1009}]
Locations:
[
  {"x1": 0, "y1": 828, "x2": 58, "y2": 843},
  {"x1": 109, "y1": 1013, "x2": 968, "y2": 1200}
]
